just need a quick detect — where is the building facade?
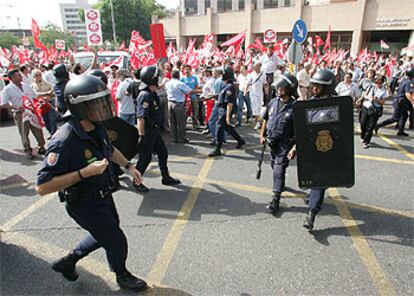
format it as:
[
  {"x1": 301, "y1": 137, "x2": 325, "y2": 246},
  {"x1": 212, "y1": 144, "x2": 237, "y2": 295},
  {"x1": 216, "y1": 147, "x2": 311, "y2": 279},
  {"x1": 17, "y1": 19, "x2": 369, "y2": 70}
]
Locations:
[
  {"x1": 154, "y1": 0, "x2": 414, "y2": 55},
  {"x1": 60, "y1": 0, "x2": 90, "y2": 43}
]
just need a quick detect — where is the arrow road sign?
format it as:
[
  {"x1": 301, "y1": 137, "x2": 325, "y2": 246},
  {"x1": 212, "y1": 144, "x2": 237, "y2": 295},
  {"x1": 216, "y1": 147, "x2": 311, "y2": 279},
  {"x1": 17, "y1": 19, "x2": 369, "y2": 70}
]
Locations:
[{"x1": 292, "y1": 19, "x2": 308, "y2": 44}]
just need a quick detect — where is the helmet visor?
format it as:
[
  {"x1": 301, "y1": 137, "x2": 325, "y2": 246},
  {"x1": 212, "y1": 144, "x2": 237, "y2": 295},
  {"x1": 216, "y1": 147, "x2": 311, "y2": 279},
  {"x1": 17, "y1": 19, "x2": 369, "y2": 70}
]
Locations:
[{"x1": 81, "y1": 95, "x2": 115, "y2": 123}]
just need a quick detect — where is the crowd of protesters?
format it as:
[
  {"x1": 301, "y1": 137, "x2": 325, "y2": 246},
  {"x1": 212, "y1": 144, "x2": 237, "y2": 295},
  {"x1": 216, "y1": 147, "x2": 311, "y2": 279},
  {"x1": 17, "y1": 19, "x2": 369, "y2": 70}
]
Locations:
[{"x1": 1, "y1": 44, "x2": 413, "y2": 160}]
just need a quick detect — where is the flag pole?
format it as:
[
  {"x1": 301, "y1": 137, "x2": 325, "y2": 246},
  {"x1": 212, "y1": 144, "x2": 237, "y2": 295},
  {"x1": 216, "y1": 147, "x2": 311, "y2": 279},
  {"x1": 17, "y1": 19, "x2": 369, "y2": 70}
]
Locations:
[{"x1": 109, "y1": 0, "x2": 117, "y2": 46}]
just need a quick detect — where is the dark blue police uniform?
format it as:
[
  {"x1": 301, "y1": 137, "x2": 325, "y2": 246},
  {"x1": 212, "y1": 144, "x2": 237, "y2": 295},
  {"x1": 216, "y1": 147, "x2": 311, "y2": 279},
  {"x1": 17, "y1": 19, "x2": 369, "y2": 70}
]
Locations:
[
  {"x1": 135, "y1": 87, "x2": 169, "y2": 174},
  {"x1": 377, "y1": 77, "x2": 414, "y2": 133},
  {"x1": 263, "y1": 96, "x2": 295, "y2": 194},
  {"x1": 53, "y1": 80, "x2": 68, "y2": 115},
  {"x1": 215, "y1": 82, "x2": 244, "y2": 148},
  {"x1": 37, "y1": 118, "x2": 128, "y2": 274}
]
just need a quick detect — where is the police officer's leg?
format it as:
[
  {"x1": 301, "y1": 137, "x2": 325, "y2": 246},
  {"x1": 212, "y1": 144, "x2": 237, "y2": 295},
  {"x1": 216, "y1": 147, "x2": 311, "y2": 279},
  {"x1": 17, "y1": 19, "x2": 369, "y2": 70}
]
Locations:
[
  {"x1": 267, "y1": 151, "x2": 289, "y2": 212},
  {"x1": 135, "y1": 129, "x2": 156, "y2": 192},
  {"x1": 408, "y1": 102, "x2": 414, "y2": 129},
  {"x1": 397, "y1": 100, "x2": 409, "y2": 135},
  {"x1": 208, "y1": 109, "x2": 226, "y2": 157},
  {"x1": 304, "y1": 188, "x2": 326, "y2": 231},
  {"x1": 376, "y1": 100, "x2": 399, "y2": 131},
  {"x1": 153, "y1": 130, "x2": 181, "y2": 185}
]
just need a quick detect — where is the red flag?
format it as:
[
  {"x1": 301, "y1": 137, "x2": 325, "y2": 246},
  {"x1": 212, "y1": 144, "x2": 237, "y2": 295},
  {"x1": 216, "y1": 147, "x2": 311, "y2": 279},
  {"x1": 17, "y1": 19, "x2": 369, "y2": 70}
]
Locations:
[
  {"x1": 220, "y1": 31, "x2": 246, "y2": 54},
  {"x1": 150, "y1": 23, "x2": 167, "y2": 59},
  {"x1": 31, "y1": 19, "x2": 48, "y2": 51},
  {"x1": 323, "y1": 26, "x2": 331, "y2": 51},
  {"x1": 22, "y1": 96, "x2": 45, "y2": 128},
  {"x1": 314, "y1": 35, "x2": 324, "y2": 47}
]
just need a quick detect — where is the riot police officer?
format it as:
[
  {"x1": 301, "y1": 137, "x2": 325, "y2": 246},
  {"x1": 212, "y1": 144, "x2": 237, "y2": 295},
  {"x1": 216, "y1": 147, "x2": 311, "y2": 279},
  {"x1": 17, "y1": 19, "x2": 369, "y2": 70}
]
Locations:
[
  {"x1": 303, "y1": 69, "x2": 337, "y2": 231},
  {"x1": 375, "y1": 67, "x2": 414, "y2": 136},
  {"x1": 260, "y1": 74, "x2": 298, "y2": 213},
  {"x1": 134, "y1": 65, "x2": 180, "y2": 192},
  {"x1": 36, "y1": 75, "x2": 147, "y2": 292},
  {"x1": 52, "y1": 63, "x2": 70, "y2": 115},
  {"x1": 208, "y1": 66, "x2": 246, "y2": 157}
]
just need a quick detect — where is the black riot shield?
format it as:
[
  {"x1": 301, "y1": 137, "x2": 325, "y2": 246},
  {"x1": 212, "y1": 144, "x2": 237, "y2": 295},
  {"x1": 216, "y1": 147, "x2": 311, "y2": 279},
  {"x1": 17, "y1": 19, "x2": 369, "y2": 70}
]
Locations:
[
  {"x1": 103, "y1": 117, "x2": 139, "y2": 160},
  {"x1": 293, "y1": 96, "x2": 355, "y2": 189}
]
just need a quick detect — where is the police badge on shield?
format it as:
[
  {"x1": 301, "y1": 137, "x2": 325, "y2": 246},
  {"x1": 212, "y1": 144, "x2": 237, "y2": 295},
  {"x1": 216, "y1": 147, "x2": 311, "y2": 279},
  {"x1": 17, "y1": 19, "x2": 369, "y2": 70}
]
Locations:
[{"x1": 315, "y1": 130, "x2": 333, "y2": 152}]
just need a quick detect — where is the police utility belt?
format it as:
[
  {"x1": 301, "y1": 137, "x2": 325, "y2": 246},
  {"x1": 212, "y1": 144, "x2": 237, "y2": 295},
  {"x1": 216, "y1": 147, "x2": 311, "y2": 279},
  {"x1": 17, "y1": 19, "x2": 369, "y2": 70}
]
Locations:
[
  {"x1": 59, "y1": 187, "x2": 111, "y2": 204},
  {"x1": 266, "y1": 138, "x2": 294, "y2": 151}
]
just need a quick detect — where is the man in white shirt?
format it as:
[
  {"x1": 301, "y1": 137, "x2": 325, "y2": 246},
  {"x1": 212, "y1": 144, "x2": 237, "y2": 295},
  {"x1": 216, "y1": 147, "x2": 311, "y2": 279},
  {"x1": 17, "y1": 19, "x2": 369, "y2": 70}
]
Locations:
[
  {"x1": 297, "y1": 63, "x2": 312, "y2": 100},
  {"x1": 261, "y1": 45, "x2": 285, "y2": 105},
  {"x1": 165, "y1": 70, "x2": 194, "y2": 143},
  {"x1": 335, "y1": 72, "x2": 359, "y2": 100},
  {"x1": 116, "y1": 70, "x2": 135, "y2": 126},
  {"x1": 43, "y1": 63, "x2": 57, "y2": 85},
  {"x1": 20, "y1": 65, "x2": 33, "y2": 86},
  {"x1": 1, "y1": 69, "x2": 46, "y2": 159},
  {"x1": 246, "y1": 62, "x2": 266, "y2": 129}
]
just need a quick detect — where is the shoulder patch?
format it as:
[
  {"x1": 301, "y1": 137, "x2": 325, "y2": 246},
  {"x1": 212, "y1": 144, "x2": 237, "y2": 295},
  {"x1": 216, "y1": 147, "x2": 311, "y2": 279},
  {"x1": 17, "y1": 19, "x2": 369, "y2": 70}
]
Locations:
[
  {"x1": 143, "y1": 102, "x2": 150, "y2": 109},
  {"x1": 46, "y1": 152, "x2": 59, "y2": 166},
  {"x1": 226, "y1": 90, "x2": 232, "y2": 96}
]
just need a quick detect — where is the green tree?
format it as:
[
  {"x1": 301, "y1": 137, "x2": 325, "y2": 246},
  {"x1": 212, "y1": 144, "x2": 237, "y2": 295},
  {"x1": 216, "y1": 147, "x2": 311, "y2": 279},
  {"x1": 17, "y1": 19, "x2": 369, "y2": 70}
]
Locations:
[
  {"x1": 92, "y1": 0, "x2": 168, "y2": 44},
  {"x1": 37, "y1": 23, "x2": 76, "y2": 48},
  {"x1": 0, "y1": 32, "x2": 21, "y2": 48}
]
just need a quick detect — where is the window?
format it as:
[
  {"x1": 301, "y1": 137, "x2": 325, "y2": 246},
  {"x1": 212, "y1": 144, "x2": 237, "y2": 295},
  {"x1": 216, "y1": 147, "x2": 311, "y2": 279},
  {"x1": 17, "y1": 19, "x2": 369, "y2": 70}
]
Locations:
[
  {"x1": 264, "y1": 0, "x2": 278, "y2": 9},
  {"x1": 217, "y1": 0, "x2": 233, "y2": 12},
  {"x1": 239, "y1": 0, "x2": 245, "y2": 10}
]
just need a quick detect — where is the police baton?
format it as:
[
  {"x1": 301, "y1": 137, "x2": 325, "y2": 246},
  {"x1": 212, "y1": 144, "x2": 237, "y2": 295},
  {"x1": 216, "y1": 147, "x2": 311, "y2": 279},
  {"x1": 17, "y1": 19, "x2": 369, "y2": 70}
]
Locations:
[{"x1": 256, "y1": 141, "x2": 267, "y2": 180}]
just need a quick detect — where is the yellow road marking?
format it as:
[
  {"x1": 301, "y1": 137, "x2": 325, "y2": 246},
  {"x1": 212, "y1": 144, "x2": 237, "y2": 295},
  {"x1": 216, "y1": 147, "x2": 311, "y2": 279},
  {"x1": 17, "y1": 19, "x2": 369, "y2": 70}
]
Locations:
[
  {"x1": 377, "y1": 133, "x2": 414, "y2": 161},
  {"x1": 146, "y1": 158, "x2": 215, "y2": 285},
  {"x1": 1, "y1": 193, "x2": 55, "y2": 232},
  {"x1": 147, "y1": 170, "x2": 414, "y2": 219},
  {"x1": 355, "y1": 154, "x2": 414, "y2": 165},
  {"x1": 329, "y1": 188, "x2": 396, "y2": 296}
]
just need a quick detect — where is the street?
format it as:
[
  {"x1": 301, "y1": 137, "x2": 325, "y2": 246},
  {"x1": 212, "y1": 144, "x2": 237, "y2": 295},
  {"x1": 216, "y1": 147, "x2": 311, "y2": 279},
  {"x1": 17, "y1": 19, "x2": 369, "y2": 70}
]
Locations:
[{"x1": 1, "y1": 101, "x2": 413, "y2": 296}]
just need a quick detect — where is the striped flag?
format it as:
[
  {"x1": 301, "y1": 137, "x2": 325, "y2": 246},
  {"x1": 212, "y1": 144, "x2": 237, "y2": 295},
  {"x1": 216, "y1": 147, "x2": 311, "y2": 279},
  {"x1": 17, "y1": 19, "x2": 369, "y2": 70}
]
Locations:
[{"x1": 380, "y1": 40, "x2": 390, "y2": 49}]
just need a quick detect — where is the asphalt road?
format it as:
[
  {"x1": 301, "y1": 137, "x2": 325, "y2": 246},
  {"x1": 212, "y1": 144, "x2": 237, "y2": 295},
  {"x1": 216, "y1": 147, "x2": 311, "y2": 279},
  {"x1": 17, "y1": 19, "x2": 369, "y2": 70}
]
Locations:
[{"x1": 1, "y1": 100, "x2": 413, "y2": 296}]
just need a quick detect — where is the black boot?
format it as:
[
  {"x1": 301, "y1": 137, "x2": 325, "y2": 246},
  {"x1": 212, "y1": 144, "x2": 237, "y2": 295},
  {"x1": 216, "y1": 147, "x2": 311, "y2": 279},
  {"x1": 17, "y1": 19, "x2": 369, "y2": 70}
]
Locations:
[
  {"x1": 133, "y1": 182, "x2": 149, "y2": 192},
  {"x1": 116, "y1": 270, "x2": 147, "y2": 292},
  {"x1": 266, "y1": 192, "x2": 281, "y2": 213},
  {"x1": 303, "y1": 195, "x2": 309, "y2": 205},
  {"x1": 303, "y1": 210, "x2": 318, "y2": 231},
  {"x1": 161, "y1": 171, "x2": 181, "y2": 186},
  {"x1": 236, "y1": 139, "x2": 246, "y2": 149},
  {"x1": 52, "y1": 252, "x2": 81, "y2": 281},
  {"x1": 397, "y1": 131, "x2": 409, "y2": 136},
  {"x1": 208, "y1": 147, "x2": 222, "y2": 157}
]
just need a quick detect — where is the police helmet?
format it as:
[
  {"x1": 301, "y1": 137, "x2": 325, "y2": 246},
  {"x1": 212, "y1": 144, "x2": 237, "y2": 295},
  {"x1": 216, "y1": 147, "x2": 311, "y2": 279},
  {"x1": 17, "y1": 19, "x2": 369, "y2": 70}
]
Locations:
[
  {"x1": 406, "y1": 67, "x2": 414, "y2": 78},
  {"x1": 87, "y1": 69, "x2": 108, "y2": 86},
  {"x1": 310, "y1": 69, "x2": 337, "y2": 97},
  {"x1": 140, "y1": 65, "x2": 161, "y2": 87},
  {"x1": 221, "y1": 65, "x2": 235, "y2": 81},
  {"x1": 53, "y1": 64, "x2": 69, "y2": 83},
  {"x1": 64, "y1": 75, "x2": 115, "y2": 124},
  {"x1": 272, "y1": 74, "x2": 299, "y2": 98}
]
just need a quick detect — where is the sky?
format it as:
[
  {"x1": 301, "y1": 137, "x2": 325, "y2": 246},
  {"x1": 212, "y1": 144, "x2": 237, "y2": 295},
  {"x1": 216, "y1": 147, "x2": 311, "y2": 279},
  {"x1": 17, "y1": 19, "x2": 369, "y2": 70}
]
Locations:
[{"x1": 0, "y1": 0, "x2": 179, "y2": 30}]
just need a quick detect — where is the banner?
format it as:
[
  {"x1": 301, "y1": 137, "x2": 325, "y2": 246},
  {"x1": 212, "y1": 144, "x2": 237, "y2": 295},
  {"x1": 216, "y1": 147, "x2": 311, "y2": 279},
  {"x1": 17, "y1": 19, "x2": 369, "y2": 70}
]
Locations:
[
  {"x1": 85, "y1": 9, "x2": 103, "y2": 46},
  {"x1": 150, "y1": 24, "x2": 167, "y2": 59}
]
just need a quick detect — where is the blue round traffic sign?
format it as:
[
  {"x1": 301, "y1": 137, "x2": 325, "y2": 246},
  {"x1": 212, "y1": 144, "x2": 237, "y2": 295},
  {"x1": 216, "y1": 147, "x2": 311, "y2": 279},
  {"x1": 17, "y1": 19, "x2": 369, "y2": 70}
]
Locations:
[{"x1": 292, "y1": 19, "x2": 308, "y2": 44}]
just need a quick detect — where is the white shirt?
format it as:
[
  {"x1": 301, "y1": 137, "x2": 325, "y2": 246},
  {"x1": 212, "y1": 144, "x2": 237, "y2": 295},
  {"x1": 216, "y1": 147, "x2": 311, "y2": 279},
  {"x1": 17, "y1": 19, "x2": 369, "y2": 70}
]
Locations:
[
  {"x1": 260, "y1": 53, "x2": 284, "y2": 74},
  {"x1": 297, "y1": 69, "x2": 311, "y2": 87},
  {"x1": 116, "y1": 79, "x2": 135, "y2": 114},
  {"x1": 363, "y1": 85, "x2": 387, "y2": 109},
  {"x1": 1, "y1": 82, "x2": 37, "y2": 108},
  {"x1": 201, "y1": 77, "x2": 215, "y2": 99},
  {"x1": 43, "y1": 70, "x2": 56, "y2": 85},
  {"x1": 22, "y1": 73, "x2": 33, "y2": 86},
  {"x1": 237, "y1": 73, "x2": 248, "y2": 92},
  {"x1": 247, "y1": 71, "x2": 265, "y2": 97},
  {"x1": 335, "y1": 82, "x2": 359, "y2": 99}
]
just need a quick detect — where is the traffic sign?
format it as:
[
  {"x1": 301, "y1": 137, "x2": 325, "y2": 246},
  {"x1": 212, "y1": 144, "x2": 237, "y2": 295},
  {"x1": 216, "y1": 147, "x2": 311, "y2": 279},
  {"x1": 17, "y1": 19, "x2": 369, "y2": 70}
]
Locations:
[
  {"x1": 292, "y1": 19, "x2": 307, "y2": 44},
  {"x1": 55, "y1": 39, "x2": 65, "y2": 50},
  {"x1": 85, "y1": 9, "x2": 103, "y2": 46},
  {"x1": 263, "y1": 29, "x2": 276, "y2": 43}
]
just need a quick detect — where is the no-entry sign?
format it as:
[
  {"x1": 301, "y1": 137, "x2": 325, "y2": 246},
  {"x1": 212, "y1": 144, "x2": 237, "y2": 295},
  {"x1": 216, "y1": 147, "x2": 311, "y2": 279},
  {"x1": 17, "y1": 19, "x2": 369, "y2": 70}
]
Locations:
[{"x1": 85, "y1": 9, "x2": 103, "y2": 46}]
